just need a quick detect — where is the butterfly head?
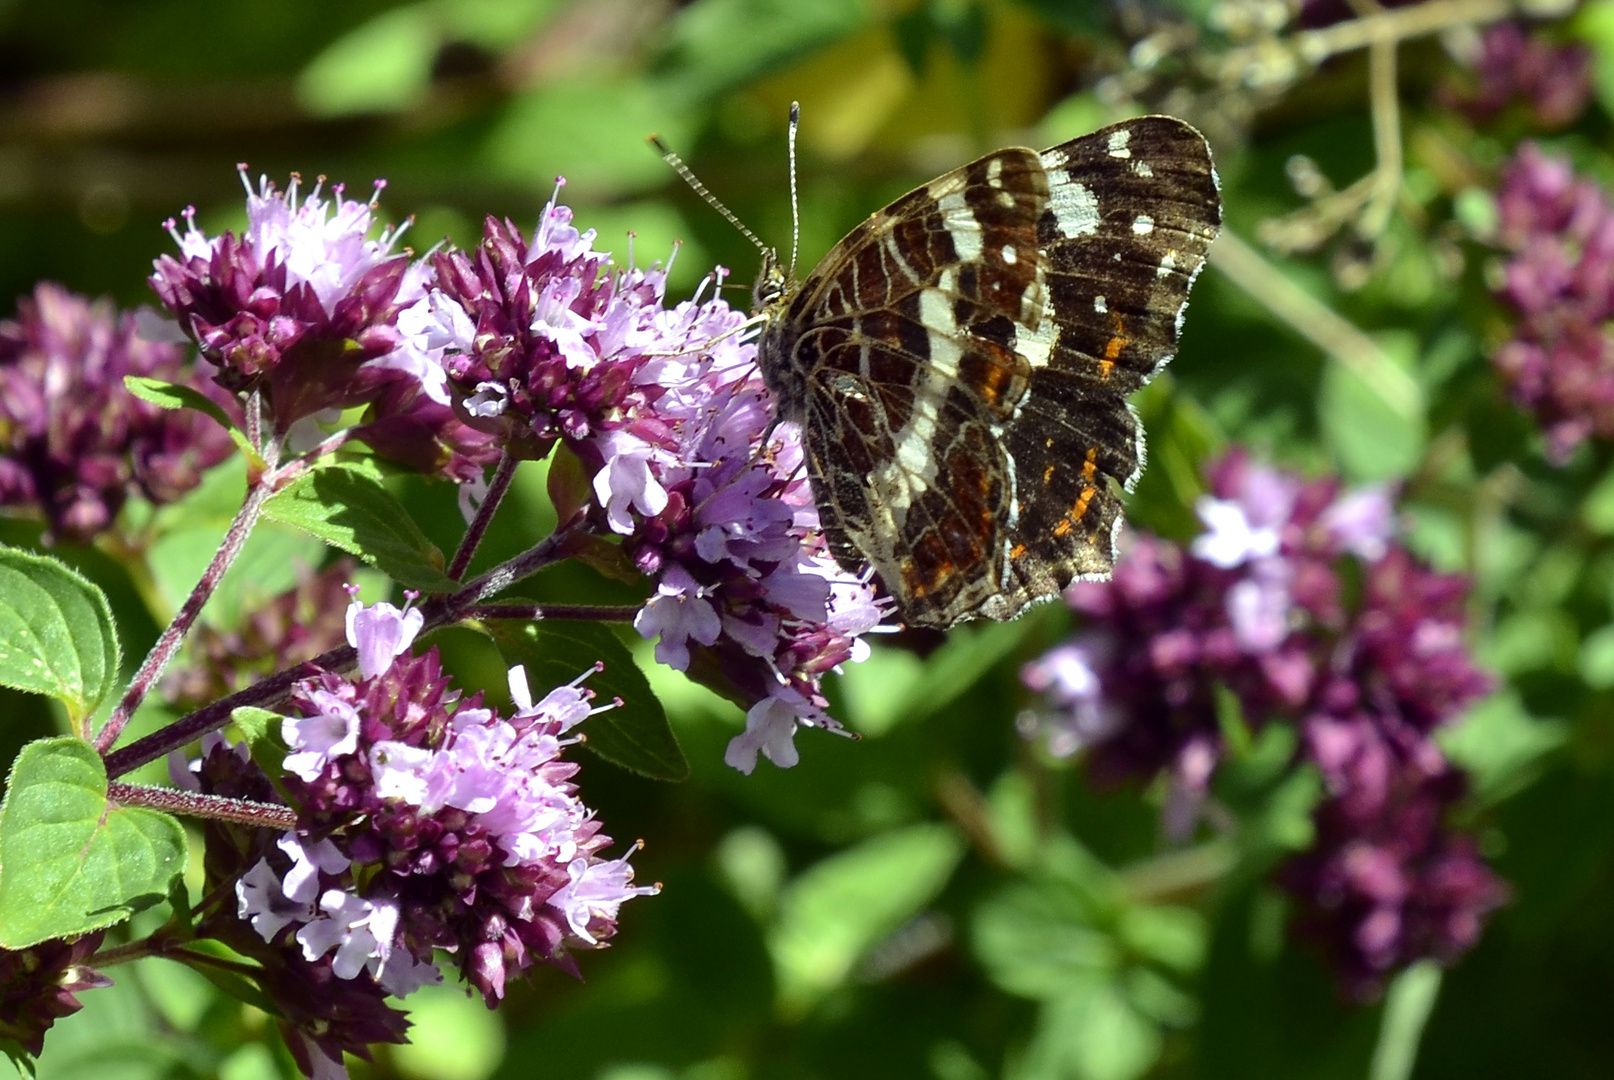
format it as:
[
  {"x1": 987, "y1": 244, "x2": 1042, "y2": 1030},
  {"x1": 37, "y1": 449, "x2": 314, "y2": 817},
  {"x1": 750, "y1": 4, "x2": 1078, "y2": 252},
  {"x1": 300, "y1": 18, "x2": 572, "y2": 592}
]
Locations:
[{"x1": 752, "y1": 247, "x2": 793, "y2": 314}]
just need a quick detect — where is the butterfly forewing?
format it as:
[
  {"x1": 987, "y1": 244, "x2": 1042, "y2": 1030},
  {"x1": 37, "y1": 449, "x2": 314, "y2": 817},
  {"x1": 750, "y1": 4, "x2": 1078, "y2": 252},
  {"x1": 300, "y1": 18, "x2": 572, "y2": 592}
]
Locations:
[{"x1": 756, "y1": 116, "x2": 1222, "y2": 628}]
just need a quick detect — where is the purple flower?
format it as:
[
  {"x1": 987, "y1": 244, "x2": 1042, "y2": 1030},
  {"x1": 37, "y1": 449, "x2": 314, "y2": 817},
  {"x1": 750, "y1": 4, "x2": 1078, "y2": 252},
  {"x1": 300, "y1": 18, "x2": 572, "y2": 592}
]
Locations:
[
  {"x1": 1489, "y1": 144, "x2": 1614, "y2": 462},
  {"x1": 149, "y1": 171, "x2": 424, "y2": 430},
  {"x1": 0, "y1": 283, "x2": 236, "y2": 542},
  {"x1": 404, "y1": 193, "x2": 893, "y2": 768},
  {"x1": 724, "y1": 691, "x2": 809, "y2": 774},
  {"x1": 185, "y1": 736, "x2": 412, "y2": 1078},
  {"x1": 1445, "y1": 20, "x2": 1592, "y2": 130},
  {"x1": 345, "y1": 590, "x2": 423, "y2": 679},
  {"x1": 1284, "y1": 745, "x2": 1509, "y2": 999},
  {"x1": 261, "y1": 596, "x2": 654, "y2": 1004},
  {"x1": 1019, "y1": 449, "x2": 1499, "y2": 995},
  {"x1": 1019, "y1": 638, "x2": 1121, "y2": 757}
]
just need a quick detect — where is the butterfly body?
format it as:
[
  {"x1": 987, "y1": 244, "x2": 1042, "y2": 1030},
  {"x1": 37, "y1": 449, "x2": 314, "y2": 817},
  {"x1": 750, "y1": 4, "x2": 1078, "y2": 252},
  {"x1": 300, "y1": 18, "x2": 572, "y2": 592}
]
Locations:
[{"x1": 754, "y1": 116, "x2": 1222, "y2": 628}]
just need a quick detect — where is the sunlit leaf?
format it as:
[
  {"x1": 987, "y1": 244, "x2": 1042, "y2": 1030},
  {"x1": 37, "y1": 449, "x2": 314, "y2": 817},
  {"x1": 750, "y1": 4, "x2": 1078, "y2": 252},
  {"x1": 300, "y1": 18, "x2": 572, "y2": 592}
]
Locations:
[
  {"x1": 0, "y1": 547, "x2": 120, "y2": 725},
  {"x1": 0, "y1": 738, "x2": 185, "y2": 948},
  {"x1": 264, "y1": 464, "x2": 454, "y2": 592}
]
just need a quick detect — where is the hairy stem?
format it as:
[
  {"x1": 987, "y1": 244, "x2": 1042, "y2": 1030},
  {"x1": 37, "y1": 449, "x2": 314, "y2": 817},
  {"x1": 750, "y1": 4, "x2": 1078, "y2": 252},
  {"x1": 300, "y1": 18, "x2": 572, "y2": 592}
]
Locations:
[
  {"x1": 441, "y1": 512, "x2": 589, "y2": 607},
  {"x1": 95, "y1": 474, "x2": 278, "y2": 753},
  {"x1": 108, "y1": 781, "x2": 298, "y2": 829},
  {"x1": 447, "y1": 452, "x2": 519, "y2": 581},
  {"x1": 105, "y1": 515, "x2": 594, "y2": 777},
  {"x1": 103, "y1": 647, "x2": 347, "y2": 779}
]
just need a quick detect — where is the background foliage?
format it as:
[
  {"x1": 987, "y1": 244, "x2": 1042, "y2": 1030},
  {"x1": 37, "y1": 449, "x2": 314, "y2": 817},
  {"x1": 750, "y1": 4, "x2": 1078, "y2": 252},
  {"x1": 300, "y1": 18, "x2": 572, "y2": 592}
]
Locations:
[{"x1": 2, "y1": 0, "x2": 1612, "y2": 1078}]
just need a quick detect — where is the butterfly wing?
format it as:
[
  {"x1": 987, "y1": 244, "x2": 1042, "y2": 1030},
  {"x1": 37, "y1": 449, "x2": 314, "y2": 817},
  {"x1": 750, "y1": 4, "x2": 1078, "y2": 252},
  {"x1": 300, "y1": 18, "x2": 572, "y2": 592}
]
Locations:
[{"x1": 763, "y1": 116, "x2": 1221, "y2": 627}]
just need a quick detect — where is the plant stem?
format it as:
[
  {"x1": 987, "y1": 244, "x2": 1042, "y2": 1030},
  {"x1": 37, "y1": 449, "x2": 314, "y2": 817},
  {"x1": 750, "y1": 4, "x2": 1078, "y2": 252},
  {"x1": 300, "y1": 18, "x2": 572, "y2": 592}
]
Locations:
[
  {"x1": 95, "y1": 475, "x2": 277, "y2": 754},
  {"x1": 1208, "y1": 229, "x2": 1423, "y2": 422},
  {"x1": 103, "y1": 646, "x2": 349, "y2": 779},
  {"x1": 1117, "y1": 841, "x2": 1237, "y2": 903},
  {"x1": 439, "y1": 512, "x2": 588, "y2": 607},
  {"x1": 105, "y1": 516, "x2": 592, "y2": 777},
  {"x1": 273, "y1": 428, "x2": 356, "y2": 485},
  {"x1": 447, "y1": 452, "x2": 518, "y2": 581},
  {"x1": 107, "y1": 781, "x2": 298, "y2": 829}
]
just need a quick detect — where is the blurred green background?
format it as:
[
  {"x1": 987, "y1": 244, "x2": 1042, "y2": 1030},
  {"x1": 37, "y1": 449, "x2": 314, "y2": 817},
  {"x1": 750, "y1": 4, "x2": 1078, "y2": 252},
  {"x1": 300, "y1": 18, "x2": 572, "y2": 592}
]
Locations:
[{"x1": 6, "y1": 0, "x2": 1614, "y2": 1078}]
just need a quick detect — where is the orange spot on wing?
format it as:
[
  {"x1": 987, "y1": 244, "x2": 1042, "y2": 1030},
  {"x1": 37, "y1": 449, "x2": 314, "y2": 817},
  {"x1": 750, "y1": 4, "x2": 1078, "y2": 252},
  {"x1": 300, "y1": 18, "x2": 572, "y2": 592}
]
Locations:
[
  {"x1": 1079, "y1": 446, "x2": 1098, "y2": 480},
  {"x1": 1070, "y1": 485, "x2": 1096, "y2": 522},
  {"x1": 1099, "y1": 313, "x2": 1129, "y2": 378},
  {"x1": 1053, "y1": 518, "x2": 1073, "y2": 538},
  {"x1": 1009, "y1": 543, "x2": 1027, "y2": 559},
  {"x1": 1042, "y1": 464, "x2": 1056, "y2": 484}
]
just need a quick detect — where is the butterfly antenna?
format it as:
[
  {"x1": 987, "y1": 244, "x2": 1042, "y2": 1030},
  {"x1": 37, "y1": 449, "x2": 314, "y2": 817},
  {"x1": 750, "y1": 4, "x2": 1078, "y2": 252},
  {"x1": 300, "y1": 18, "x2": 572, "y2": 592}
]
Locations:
[
  {"x1": 788, "y1": 101, "x2": 802, "y2": 277},
  {"x1": 649, "y1": 133, "x2": 770, "y2": 259}
]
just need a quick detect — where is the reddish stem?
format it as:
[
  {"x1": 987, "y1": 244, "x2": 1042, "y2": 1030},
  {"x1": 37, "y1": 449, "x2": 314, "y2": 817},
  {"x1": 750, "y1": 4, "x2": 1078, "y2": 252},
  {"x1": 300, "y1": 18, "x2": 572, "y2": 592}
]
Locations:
[
  {"x1": 95, "y1": 476, "x2": 276, "y2": 754},
  {"x1": 104, "y1": 516, "x2": 590, "y2": 778},
  {"x1": 108, "y1": 781, "x2": 297, "y2": 829},
  {"x1": 447, "y1": 452, "x2": 518, "y2": 581}
]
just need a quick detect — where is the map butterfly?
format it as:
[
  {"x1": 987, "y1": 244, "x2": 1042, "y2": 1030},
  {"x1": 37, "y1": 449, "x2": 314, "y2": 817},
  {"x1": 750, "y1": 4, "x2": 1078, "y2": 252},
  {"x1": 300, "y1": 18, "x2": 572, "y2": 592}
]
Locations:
[
  {"x1": 746, "y1": 115, "x2": 1222, "y2": 628},
  {"x1": 742, "y1": 114, "x2": 1220, "y2": 626}
]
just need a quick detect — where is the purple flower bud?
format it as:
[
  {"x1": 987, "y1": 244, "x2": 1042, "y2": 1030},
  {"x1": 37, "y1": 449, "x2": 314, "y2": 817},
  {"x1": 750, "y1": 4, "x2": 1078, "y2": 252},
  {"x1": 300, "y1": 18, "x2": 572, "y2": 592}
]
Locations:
[
  {"x1": 0, "y1": 932, "x2": 111, "y2": 1057},
  {"x1": 1446, "y1": 20, "x2": 1592, "y2": 130}
]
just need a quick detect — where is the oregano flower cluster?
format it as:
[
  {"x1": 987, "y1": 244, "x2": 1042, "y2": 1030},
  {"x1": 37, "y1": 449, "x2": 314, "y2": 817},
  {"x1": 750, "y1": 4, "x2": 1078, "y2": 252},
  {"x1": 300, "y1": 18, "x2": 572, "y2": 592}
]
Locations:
[{"x1": 1020, "y1": 450, "x2": 1505, "y2": 996}]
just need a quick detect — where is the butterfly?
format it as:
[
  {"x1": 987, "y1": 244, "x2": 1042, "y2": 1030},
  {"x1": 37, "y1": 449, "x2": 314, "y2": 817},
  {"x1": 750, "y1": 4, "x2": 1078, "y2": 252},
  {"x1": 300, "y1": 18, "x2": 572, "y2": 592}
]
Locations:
[{"x1": 748, "y1": 115, "x2": 1222, "y2": 628}]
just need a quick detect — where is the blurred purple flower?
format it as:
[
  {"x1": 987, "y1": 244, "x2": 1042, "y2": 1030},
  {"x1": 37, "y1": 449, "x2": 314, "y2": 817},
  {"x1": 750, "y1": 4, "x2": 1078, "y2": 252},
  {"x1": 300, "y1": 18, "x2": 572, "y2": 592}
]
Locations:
[
  {"x1": 162, "y1": 557, "x2": 359, "y2": 710},
  {"x1": 1490, "y1": 144, "x2": 1614, "y2": 463},
  {"x1": 1445, "y1": 20, "x2": 1591, "y2": 129},
  {"x1": 0, "y1": 283, "x2": 236, "y2": 542},
  {"x1": 1019, "y1": 449, "x2": 1499, "y2": 995}
]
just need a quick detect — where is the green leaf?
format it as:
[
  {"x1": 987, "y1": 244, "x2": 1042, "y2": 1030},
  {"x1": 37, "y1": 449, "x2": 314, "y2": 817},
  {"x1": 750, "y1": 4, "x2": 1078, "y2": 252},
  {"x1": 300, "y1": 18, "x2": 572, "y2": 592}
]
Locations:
[
  {"x1": 181, "y1": 940, "x2": 284, "y2": 1016},
  {"x1": 1437, "y1": 691, "x2": 1569, "y2": 806},
  {"x1": 769, "y1": 823, "x2": 964, "y2": 1011},
  {"x1": 296, "y1": 4, "x2": 439, "y2": 117},
  {"x1": 264, "y1": 464, "x2": 454, "y2": 592},
  {"x1": 0, "y1": 547, "x2": 121, "y2": 725},
  {"x1": 660, "y1": 0, "x2": 870, "y2": 102},
  {"x1": 1013, "y1": 984, "x2": 1163, "y2": 1080},
  {"x1": 227, "y1": 706, "x2": 282, "y2": 746},
  {"x1": 0, "y1": 738, "x2": 186, "y2": 948},
  {"x1": 486, "y1": 77, "x2": 695, "y2": 198},
  {"x1": 974, "y1": 878, "x2": 1117, "y2": 1001},
  {"x1": 486, "y1": 619, "x2": 688, "y2": 781},
  {"x1": 122, "y1": 376, "x2": 256, "y2": 464},
  {"x1": 1573, "y1": 0, "x2": 1614, "y2": 117},
  {"x1": 226, "y1": 705, "x2": 294, "y2": 785}
]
